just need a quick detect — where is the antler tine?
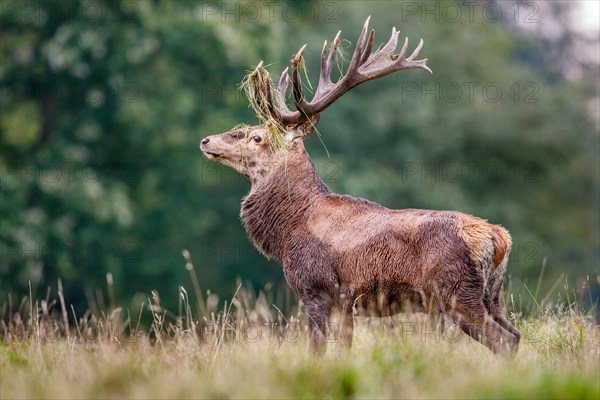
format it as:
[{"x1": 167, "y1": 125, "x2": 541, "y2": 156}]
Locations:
[
  {"x1": 396, "y1": 37, "x2": 409, "y2": 60},
  {"x1": 251, "y1": 62, "x2": 265, "y2": 113},
  {"x1": 327, "y1": 32, "x2": 341, "y2": 74},
  {"x1": 379, "y1": 27, "x2": 401, "y2": 56},
  {"x1": 261, "y1": 75, "x2": 276, "y2": 116},
  {"x1": 360, "y1": 29, "x2": 375, "y2": 65},
  {"x1": 277, "y1": 67, "x2": 290, "y2": 109},
  {"x1": 291, "y1": 44, "x2": 308, "y2": 111},
  {"x1": 407, "y1": 38, "x2": 424, "y2": 60},
  {"x1": 315, "y1": 32, "x2": 342, "y2": 98},
  {"x1": 276, "y1": 68, "x2": 304, "y2": 125},
  {"x1": 320, "y1": 40, "x2": 328, "y2": 79},
  {"x1": 316, "y1": 40, "x2": 330, "y2": 100},
  {"x1": 346, "y1": 16, "x2": 372, "y2": 77}
]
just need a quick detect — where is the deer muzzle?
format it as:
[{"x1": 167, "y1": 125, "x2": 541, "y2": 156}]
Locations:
[{"x1": 200, "y1": 137, "x2": 222, "y2": 159}]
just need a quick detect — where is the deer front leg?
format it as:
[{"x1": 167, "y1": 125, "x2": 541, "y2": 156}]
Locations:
[{"x1": 303, "y1": 295, "x2": 332, "y2": 355}]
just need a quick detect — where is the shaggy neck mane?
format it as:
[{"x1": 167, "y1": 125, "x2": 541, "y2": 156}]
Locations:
[{"x1": 241, "y1": 143, "x2": 328, "y2": 261}]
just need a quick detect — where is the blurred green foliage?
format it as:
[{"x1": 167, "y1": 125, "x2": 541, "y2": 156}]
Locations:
[{"x1": 1, "y1": 1, "x2": 598, "y2": 312}]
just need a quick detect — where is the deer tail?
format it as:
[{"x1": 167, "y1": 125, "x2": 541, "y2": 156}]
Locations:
[{"x1": 491, "y1": 225, "x2": 512, "y2": 269}]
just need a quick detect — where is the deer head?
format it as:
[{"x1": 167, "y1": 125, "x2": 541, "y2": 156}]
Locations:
[{"x1": 200, "y1": 17, "x2": 431, "y2": 183}]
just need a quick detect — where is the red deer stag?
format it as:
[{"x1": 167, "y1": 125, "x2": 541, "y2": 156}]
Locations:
[{"x1": 200, "y1": 17, "x2": 520, "y2": 355}]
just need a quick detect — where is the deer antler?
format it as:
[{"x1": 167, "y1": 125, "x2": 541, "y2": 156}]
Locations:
[{"x1": 256, "y1": 16, "x2": 431, "y2": 126}]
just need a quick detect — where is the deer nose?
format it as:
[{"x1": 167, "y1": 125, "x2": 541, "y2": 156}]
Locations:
[{"x1": 201, "y1": 138, "x2": 209, "y2": 145}]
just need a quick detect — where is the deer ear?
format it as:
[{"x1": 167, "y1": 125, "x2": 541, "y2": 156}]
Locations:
[{"x1": 286, "y1": 116, "x2": 320, "y2": 141}]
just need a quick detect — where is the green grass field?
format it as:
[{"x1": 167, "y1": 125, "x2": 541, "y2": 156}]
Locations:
[{"x1": 1, "y1": 281, "x2": 598, "y2": 399}]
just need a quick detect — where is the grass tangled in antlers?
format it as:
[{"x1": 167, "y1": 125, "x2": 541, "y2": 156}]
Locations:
[{"x1": 239, "y1": 64, "x2": 288, "y2": 153}]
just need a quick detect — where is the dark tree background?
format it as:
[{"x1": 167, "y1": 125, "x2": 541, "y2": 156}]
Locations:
[{"x1": 1, "y1": 1, "x2": 598, "y2": 313}]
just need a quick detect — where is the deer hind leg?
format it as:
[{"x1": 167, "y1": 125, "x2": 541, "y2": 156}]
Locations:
[
  {"x1": 489, "y1": 294, "x2": 521, "y2": 344},
  {"x1": 450, "y1": 302, "x2": 519, "y2": 357},
  {"x1": 487, "y1": 259, "x2": 521, "y2": 345},
  {"x1": 439, "y1": 270, "x2": 517, "y2": 355}
]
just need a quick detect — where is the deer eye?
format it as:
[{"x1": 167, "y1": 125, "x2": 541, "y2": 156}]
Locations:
[{"x1": 252, "y1": 136, "x2": 262, "y2": 143}]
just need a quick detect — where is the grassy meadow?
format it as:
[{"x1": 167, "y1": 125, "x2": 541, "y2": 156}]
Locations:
[{"x1": 1, "y1": 277, "x2": 598, "y2": 400}]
